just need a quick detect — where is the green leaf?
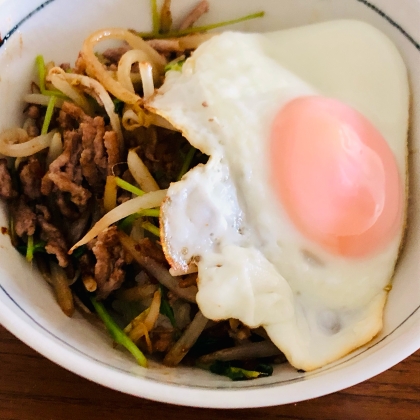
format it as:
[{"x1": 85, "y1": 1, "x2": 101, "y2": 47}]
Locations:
[
  {"x1": 159, "y1": 286, "x2": 176, "y2": 327},
  {"x1": 208, "y1": 361, "x2": 273, "y2": 381},
  {"x1": 113, "y1": 98, "x2": 125, "y2": 116},
  {"x1": 90, "y1": 297, "x2": 148, "y2": 367},
  {"x1": 177, "y1": 146, "x2": 196, "y2": 181},
  {"x1": 72, "y1": 245, "x2": 87, "y2": 259},
  {"x1": 20, "y1": 238, "x2": 46, "y2": 260},
  {"x1": 164, "y1": 59, "x2": 186, "y2": 73}
]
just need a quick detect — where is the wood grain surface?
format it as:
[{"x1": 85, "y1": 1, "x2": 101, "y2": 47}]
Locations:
[{"x1": 0, "y1": 325, "x2": 418, "y2": 420}]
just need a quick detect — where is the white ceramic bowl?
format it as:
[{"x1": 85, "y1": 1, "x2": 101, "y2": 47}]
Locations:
[{"x1": 0, "y1": 0, "x2": 419, "y2": 408}]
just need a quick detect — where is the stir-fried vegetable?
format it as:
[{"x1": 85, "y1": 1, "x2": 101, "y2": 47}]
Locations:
[
  {"x1": 91, "y1": 297, "x2": 148, "y2": 367},
  {"x1": 136, "y1": 11, "x2": 265, "y2": 39},
  {"x1": 208, "y1": 361, "x2": 273, "y2": 381},
  {"x1": 0, "y1": 0, "x2": 284, "y2": 381}
]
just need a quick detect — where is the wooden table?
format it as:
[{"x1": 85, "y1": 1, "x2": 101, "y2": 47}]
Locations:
[{"x1": 0, "y1": 325, "x2": 418, "y2": 420}]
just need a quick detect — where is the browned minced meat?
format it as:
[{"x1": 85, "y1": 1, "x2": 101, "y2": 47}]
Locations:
[
  {"x1": 178, "y1": 0, "x2": 209, "y2": 30},
  {"x1": 103, "y1": 130, "x2": 121, "y2": 174},
  {"x1": 0, "y1": 159, "x2": 17, "y2": 200},
  {"x1": 73, "y1": 53, "x2": 86, "y2": 75},
  {"x1": 48, "y1": 172, "x2": 92, "y2": 207},
  {"x1": 37, "y1": 210, "x2": 69, "y2": 268},
  {"x1": 150, "y1": 328, "x2": 175, "y2": 353},
  {"x1": 141, "y1": 131, "x2": 185, "y2": 188},
  {"x1": 13, "y1": 197, "x2": 36, "y2": 237},
  {"x1": 102, "y1": 46, "x2": 130, "y2": 65},
  {"x1": 60, "y1": 63, "x2": 71, "y2": 72},
  {"x1": 42, "y1": 129, "x2": 91, "y2": 209},
  {"x1": 66, "y1": 209, "x2": 91, "y2": 245},
  {"x1": 57, "y1": 101, "x2": 91, "y2": 130},
  {"x1": 26, "y1": 124, "x2": 40, "y2": 138},
  {"x1": 80, "y1": 117, "x2": 107, "y2": 191},
  {"x1": 91, "y1": 226, "x2": 126, "y2": 299},
  {"x1": 19, "y1": 156, "x2": 44, "y2": 200},
  {"x1": 26, "y1": 105, "x2": 40, "y2": 120},
  {"x1": 55, "y1": 191, "x2": 80, "y2": 220},
  {"x1": 134, "y1": 237, "x2": 167, "y2": 265}
]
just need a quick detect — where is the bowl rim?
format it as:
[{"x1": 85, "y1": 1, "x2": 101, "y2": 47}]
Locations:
[
  {"x1": 0, "y1": 0, "x2": 419, "y2": 408},
  {"x1": 1, "y1": 284, "x2": 419, "y2": 408}
]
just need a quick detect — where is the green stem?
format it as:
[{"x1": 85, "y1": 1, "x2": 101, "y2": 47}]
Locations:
[
  {"x1": 118, "y1": 208, "x2": 160, "y2": 231},
  {"x1": 41, "y1": 96, "x2": 57, "y2": 135},
  {"x1": 26, "y1": 235, "x2": 34, "y2": 263},
  {"x1": 35, "y1": 55, "x2": 68, "y2": 99},
  {"x1": 90, "y1": 297, "x2": 148, "y2": 368},
  {"x1": 115, "y1": 177, "x2": 145, "y2": 196},
  {"x1": 36, "y1": 55, "x2": 46, "y2": 93},
  {"x1": 177, "y1": 146, "x2": 196, "y2": 181},
  {"x1": 150, "y1": 0, "x2": 160, "y2": 35},
  {"x1": 141, "y1": 221, "x2": 161, "y2": 237},
  {"x1": 137, "y1": 11, "x2": 265, "y2": 39}
]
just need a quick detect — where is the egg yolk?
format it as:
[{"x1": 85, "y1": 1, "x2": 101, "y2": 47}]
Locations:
[{"x1": 270, "y1": 96, "x2": 403, "y2": 258}]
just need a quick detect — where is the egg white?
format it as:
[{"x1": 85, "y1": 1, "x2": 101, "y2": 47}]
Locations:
[{"x1": 148, "y1": 20, "x2": 409, "y2": 371}]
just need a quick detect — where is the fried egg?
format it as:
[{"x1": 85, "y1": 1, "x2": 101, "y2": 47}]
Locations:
[{"x1": 148, "y1": 20, "x2": 409, "y2": 371}]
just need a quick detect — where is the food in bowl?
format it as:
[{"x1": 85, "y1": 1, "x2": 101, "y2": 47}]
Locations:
[{"x1": 0, "y1": 0, "x2": 409, "y2": 378}]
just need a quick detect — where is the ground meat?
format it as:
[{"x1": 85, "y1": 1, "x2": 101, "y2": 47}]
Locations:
[
  {"x1": 26, "y1": 105, "x2": 40, "y2": 120},
  {"x1": 102, "y1": 46, "x2": 130, "y2": 64},
  {"x1": 73, "y1": 53, "x2": 86, "y2": 75},
  {"x1": 67, "y1": 209, "x2": 91, "y2": 245},
  {"x1": 55, "y1": 191, "x2": 80, "y2": 219},
  {"x1": 35, "y1": 204, "x2": 51, "y2": 220},
  {"x1": 0, "y1": 159, "x2": 17, "y2": 199},
  {"x1": 103, "y1": 130, "x2": 120, "y2": 174},
  {"x1": 134, "y1": 237, "x2": 167, "y2": 265},
  {"x1": 26, "y1": 125, "x2": 40, "y2": 138},
  {"x1": 48, "y1": 172, "x2": 91, "y2": 207},
  {"x1": 57, "y1": 102, "x2": 91, "y2": 130},
  {"x1": 13, "y1": 197, "x2": 36, "y2": 237},
  {"x1": 19, "y1": 157, "x2": 44, "y2": 200},
  {"x1": 37, "y1": 212, "x2": 69, "y2": 268},
  {"x1": 60, "y1": 62, "x2": 71, "y2": 72},
  {"x1": 80, "y1": 117, "x2": 107, "y2": 191},
  {"x1": 43, "y1": 129, "x2": 91, "y2": 210},
  {"x1": 151, "y1": 328, "x2": 175, "y2": 353},
  {"x1": 91, "y1": 226, "x2": 126, "y2": 299}
]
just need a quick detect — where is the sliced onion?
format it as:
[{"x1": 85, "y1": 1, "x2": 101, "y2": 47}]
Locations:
[
  {"x1": 69, "y1": 189, "x2": 167, "y2": 252},
  {"x1": 163, "y1": 311, "x2": 208, "y2": 366},
  {"x1": 178, "y1": 33, "x2": 215, "y2": 50},
  {"x1": 48, "y1": 68, "x2": 94, "y2": 114},
  {"x1": 118, "y1": 231, "x2": 197, "y2": 303},
  {"x1": 81, "y1": 28, "x2": 166, "y2": 105},
  {"x1": 144, "y1": 289, "x2": 161, "y2": 331},
  {"x1": 46, "y1": 132, "x2": 63, "y2": 167},
  {"x1": 103, "y1": 175, "x2": 118, "y2": 212},
  {"x1": 0, "y1": 128, "x2": 54, "y2": 157},
  {"x1": 198, "y1": 340, "x2": 283, "y2": 364},
  {"x1": 49, "y1": 262, "x2": 75, "y2": 317},
  {"x1": 24, "y1": 93, "x2": 65, "y2": 108},
  {"x1": 48, "y1": 67, "x2": 123, "y2": 144},
  {"x1": 127, "y1": 149, "x2": 159, "y2": 192},
  {"x1": 117, "y1": 49, "x2": 158, "y2": 93},
  {"x1": 139, "y1": 62, "x2": 154, "y2": 100}
]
